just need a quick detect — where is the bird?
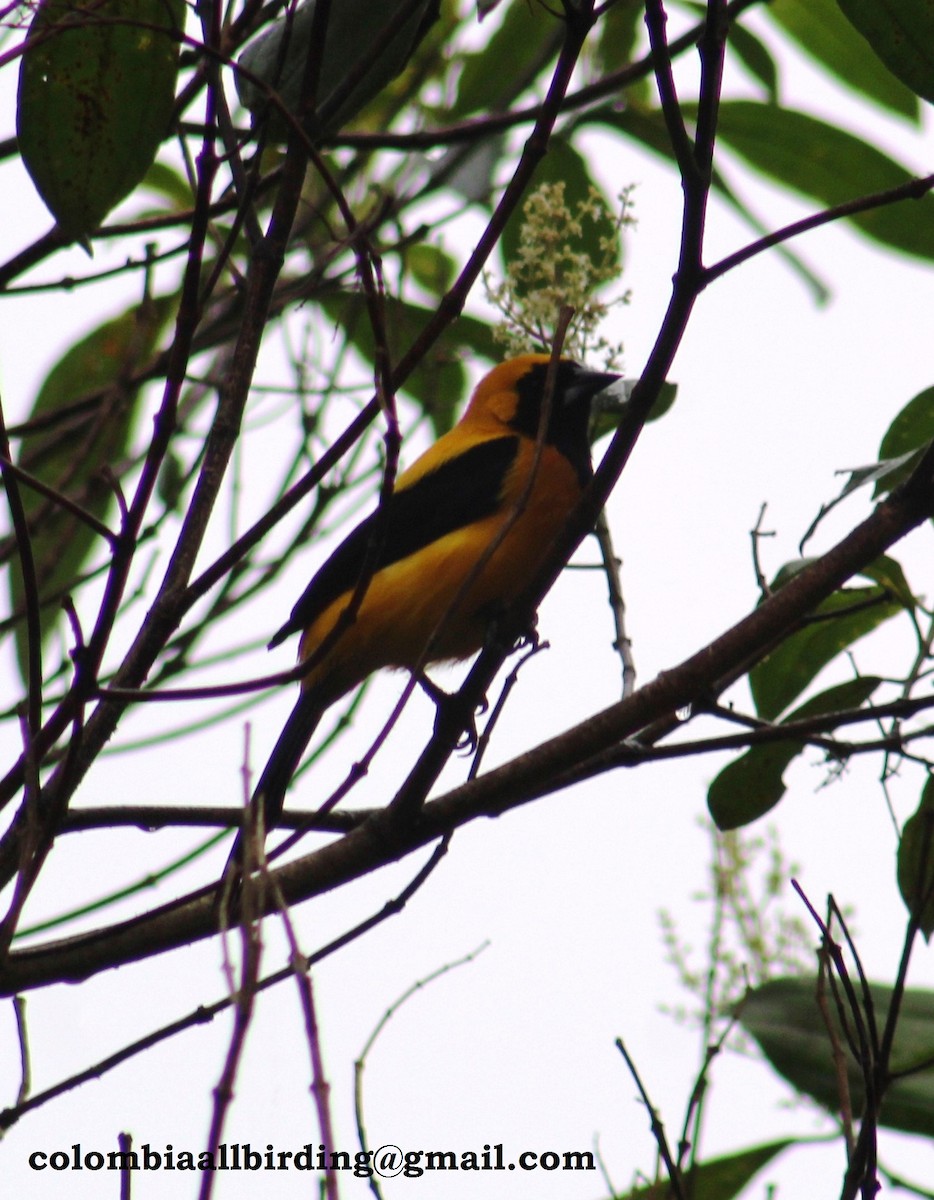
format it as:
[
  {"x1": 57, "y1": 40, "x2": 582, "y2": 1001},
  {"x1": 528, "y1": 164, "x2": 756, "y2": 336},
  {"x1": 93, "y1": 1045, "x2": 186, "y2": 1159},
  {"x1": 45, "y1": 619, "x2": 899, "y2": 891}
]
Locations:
[{"x1": 223, "y1": 353, "x2": 621, "y2": 889}]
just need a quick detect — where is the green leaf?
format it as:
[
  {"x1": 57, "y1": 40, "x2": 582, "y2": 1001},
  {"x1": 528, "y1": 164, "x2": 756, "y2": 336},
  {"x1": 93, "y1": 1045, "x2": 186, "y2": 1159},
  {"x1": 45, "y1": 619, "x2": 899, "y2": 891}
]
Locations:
[
  {"x1": 898, "y1": 776, "x2": 934, "y2": 938},
  {"x1": 405, "y1": 244, "x2": 457, "y2": 298},
  {"x1": 769, "y1": 0, "x2": 919, "y2": 119},
  {"x1": 726, "y1": 20, "x2": 781, "y2": 102},
  {"x1": 593, "y1": 0, "x2": 647, "y2": 81},
  {"x1": 10, "y1": 298, "x2": 173, "y2": 680},
  {"x1": 708, "y1": 676, "x2": 881, "y2": 830},
  {"x1": 838, "y1": 0, "x2": 934, "y2": 105},
  {"x1": 708, "y1": 740, "x2": 802, "y2": 833},
  {"x1": 17, "y1": 0, "x2": 184, "y2": 243},
  {"x1": 873, "y1": 385, "x2": 934, "y2": 496},
  {"x1": 622, "y1": 1139, "x2": 794, "y2": 1200},
  {"x1": 317, "y1": 295, "x2": 499, "y2": 436},
  {"x1": 140, "y1": 161, "x2": 195, "y2": 210},
  {"x1": 802, "y1": 445, "x2": 934, "y2": 540},
  {"x1": 859, "y1": 553, "x2": 916, "y2": 608},
  {"x1": 587, "y1": 104, "x2": 830, "y2": 302},
  {"x1": 804, "y1": 390, "x2": 934, "y2": 523},
  {"x1": 452, "y1": 0, "x2": 560, "y2": 119},
  {"x1": 237, "y1": 0, "x2": 438, "y2": 139},
  {"x1": 713, "y1": 101, "x2": 934, "y2": 261},
  {"x1": 741, "y1": 977, "x2": 934, "y2": 1137},
  {"x1": 880, "y1": 386, "x2": 934, "y2": 459},
  {"x1": 749, "y1": 583, "x2": 901, "y2": 721},
  {"x1": 643, "y1": 380, "x2": 678, "y2": 423}
]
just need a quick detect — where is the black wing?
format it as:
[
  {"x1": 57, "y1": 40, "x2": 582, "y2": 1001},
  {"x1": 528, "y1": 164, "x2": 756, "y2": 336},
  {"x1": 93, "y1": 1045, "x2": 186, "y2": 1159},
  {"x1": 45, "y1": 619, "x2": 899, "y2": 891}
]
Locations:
[{"x1": 270, "y1": 435, "x2": 519, "y2": 648}]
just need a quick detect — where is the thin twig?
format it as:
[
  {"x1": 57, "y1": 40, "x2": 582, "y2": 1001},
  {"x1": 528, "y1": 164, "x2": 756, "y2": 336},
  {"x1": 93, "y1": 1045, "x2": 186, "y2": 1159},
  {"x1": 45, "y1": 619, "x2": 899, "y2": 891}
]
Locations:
[
  {"x1": 593, "y1": 507, "x2": 635, "y2": 696},
  {"x1": 615, "y1": 1037, "x2": 686, "y2": 1200},
  {"x1": 13, "y1": 994, "x2": 30, "y2": 1107},
  {"x1": 0, "y1": 837, "x2": 450, "y2": 1130},
  {"x1": 355, "y1": 940, "x2": 489, "y2": 1200}
]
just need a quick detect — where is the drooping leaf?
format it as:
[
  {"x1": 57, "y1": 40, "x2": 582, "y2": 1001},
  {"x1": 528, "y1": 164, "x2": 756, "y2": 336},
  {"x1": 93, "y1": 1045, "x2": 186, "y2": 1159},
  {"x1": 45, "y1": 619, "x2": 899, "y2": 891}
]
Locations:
[
  {"x1": 749, "y1": 582, "x2": 902, "y2": 721},
  {"x1": 236, "y1": 0, "x2": 438, "y2": 139},
  {"x1": 898, "y1": 777, "x2": 934, "y2": 939},
  {"x1": 708, "y1": 676, "x2": 881, "y2": 830},
  {"x1": 10, "y1": 298, "x2": 173, "y2": 681},
  {"x1": 588, "y1": 104, "x2": 829, "y2": 302},
  {"x1": 769, "y1": 0, "x2": 919, "y2": 119},
  {"x1": 741, "y1": 977, "x2": 934, "y2": 1137},
  {"x1": 347, "y1": 0, "x2": 453, "y2": 137},
  {"x1": 17, "y1": 0, "x2": 184, "y2": 243},
  {"x1": 713, "y1": 102, "x2": 934, "y2": 261},
  {"x1": 622, "y1": 1138, "x2": 794, "y2": 1200},
  {"x1": 452, "y1": 0, "x2": 561, "y2": 119},
  {"x1": 725, "y1": 20, "x2": 781, "y2": 102},
  {"x1": 708, "y1": 740, "x2": 803, "y2": 833},
  {"x1": 838, "y1": 0, "x2": 934, "y2": 105}
]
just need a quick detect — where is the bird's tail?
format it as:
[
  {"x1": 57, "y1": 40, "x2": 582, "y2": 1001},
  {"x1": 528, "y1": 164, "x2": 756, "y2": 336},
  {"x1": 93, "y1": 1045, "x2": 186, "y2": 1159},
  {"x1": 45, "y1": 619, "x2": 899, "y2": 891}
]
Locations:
[{"x1": 220, "y1": 690, "x2": 324, "y2": 900}]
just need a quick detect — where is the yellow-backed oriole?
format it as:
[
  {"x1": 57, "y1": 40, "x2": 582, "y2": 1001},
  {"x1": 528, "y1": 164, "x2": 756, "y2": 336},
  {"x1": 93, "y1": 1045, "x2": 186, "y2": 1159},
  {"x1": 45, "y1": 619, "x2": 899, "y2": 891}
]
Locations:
[{"x1": 226, "y1": 353, "x2": 620, "y2": 880}]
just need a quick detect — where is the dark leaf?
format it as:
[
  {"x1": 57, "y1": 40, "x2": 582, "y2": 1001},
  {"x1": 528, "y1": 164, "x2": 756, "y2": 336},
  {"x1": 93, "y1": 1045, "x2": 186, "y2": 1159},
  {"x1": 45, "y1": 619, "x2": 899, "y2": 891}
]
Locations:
[
  {"x1": 858, "y1": 554, "x2": 916, "y2": 608},
  {"x1": 726, "y1": 20, "x2": 781, "y2": 102},
  {"x1": 17, "y1": 0, "x2": 184, "y2": 242},
  {"x1": 587, "y1": 104, "x2": 829, "y2": 301},
  {"x1": 874, "y1": 385, "x2": 934, "y2": 495},
  {"x1": 10, "y1": 298, "x2": 173, "y2": 680},
  {"x1": 742, "y1": 977, "x2": 934, "y2": 1137},
  {"x1": 452, "y1": 0, "x2": 561, "y2": 119},
  {"x1": 769, "y1": 0, "x2": 919, "y2": 118},
  {"x1": 405, "y1": 244, "x2": 457, "y2": 298},
  {"x1": 237, "y1": 0, "x2": 439, "y2": 139},
  {"x1": 593, "y1": 0, "x2": 647, "y2": 79},
  {"x1": 898, "y1": 777, "x2": 934, "y2": 939},
  {"x1": 708, "y1": 676, "x2": 881, "y2": 830},
  {"x1": 750, "y1": 582, "x2": 901, "y2": 721},
  {"x1": 622, "y1": 1138, "x2": 794, "y2": 1200},
  {"x1": 713, "y1": 101, "x2": 934, "y2": 261},
  {"x1": 838, "y1": 0, "x2": 934, "y2": 105}
]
